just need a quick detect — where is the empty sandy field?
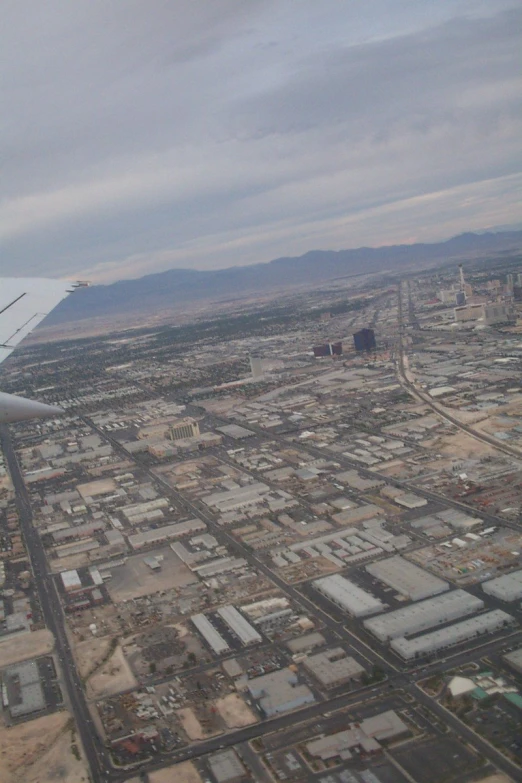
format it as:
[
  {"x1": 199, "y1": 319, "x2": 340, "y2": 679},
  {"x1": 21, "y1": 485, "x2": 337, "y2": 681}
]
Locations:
[
  {"x1": 86, "y1": 644, "x2": 137, "y2": 699},
  {"x1": 215, "y1": 693, "x2": 258, "y2": 728},
  {"x1": 73, "y1": 634, "x2": 113, "y2": 680},
  {"x1": 0, "y1": 711, "x2": 89, "y2": 783},
  {"x1": 0, "y1": 628, "x2": 54, "y2": 667},
  {"x1": 107, "y1": 547, "x2": 198, "y2": 602},
  {"x1": 126, "y1": 761, "x2": 202, "y2": 783}
]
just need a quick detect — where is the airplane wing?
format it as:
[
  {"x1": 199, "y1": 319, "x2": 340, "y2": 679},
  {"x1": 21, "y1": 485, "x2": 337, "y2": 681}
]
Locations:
[{"x1": 0, "y1": 278, "x2": 83, "y2": 365}]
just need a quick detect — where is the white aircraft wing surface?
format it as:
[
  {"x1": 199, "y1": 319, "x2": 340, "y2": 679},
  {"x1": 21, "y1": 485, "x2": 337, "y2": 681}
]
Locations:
[{"x1": 0, "y1": 278, "x2": 77, "y2": 365}]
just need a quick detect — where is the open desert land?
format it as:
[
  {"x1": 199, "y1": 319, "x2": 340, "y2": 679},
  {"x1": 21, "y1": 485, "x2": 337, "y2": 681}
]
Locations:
[
  {"x1": 177, "y1": 707, "x2": 221, "y2": 741},
  {"x1": 73, "y1": 634, "x2": 113, "y2": 680},
  {"x1": 0, "y1": 711, "x2": 88, "y2": 783},
  {"x1": 0, "y1": 629, "x2": 54, "y2": 668},
  {"x1": 106, "y1": 547, "x2": 198, "y2": 602},
  {"x1": 126, "y1": 761, "x2": 203, "y2": 783},
  {"x1": 215, "y1": 693, "x2": 258, "y2": 728},
  {"x1": 86, "y1": 643, "x2": 137, "y2": 699}
]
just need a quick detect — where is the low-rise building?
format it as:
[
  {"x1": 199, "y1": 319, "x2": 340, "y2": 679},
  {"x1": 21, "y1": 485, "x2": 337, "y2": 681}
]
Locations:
[
  {"x1": 363, "y1": 590, "x2": 484, "y2": 642},
  {"x1": 482, "y1": 569, "x2": 522, "y2": 602},
  {"x1": 391, "y1": 610, "x2": 514, "y2": 660},
  {"x1": 247, "y1": 668, "x2": 315, "y2": 716},
  {"x1": 313, "y1": 574, "x2": 385, "y2": 618},
  {"x1": 208, "y1": 748, "x2": 246, "y2": 783},
  {"x1": 303, "y1": 648, "x2": 365, "y2": 688},
  {"x1": 366, "y1": 555, "x2": 449, "y2": 601}
]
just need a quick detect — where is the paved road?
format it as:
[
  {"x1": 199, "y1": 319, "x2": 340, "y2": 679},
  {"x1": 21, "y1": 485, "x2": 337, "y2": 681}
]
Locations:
[
  {"x1": 397, "y1": 281, "x2": 522, "y2": 463},
  {"x1": 82, "y1": 416, "x2": 522, "y2": 781},
  {"x1": 0, "y1": 425, "x2": 108, "y2": 783}
]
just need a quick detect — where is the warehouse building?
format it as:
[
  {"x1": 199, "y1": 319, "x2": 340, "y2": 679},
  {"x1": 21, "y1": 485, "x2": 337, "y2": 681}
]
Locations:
[
  {"x1": 391, "y1": 610, "x2": 514, "y2": 660},
  {"x1": 2, "y1": 660, "x2": 46, "y2": 718},
  {"x1": 127, "y1": 518, "x2": 206, "y2": 550},
  {"x1": 216, "y1": 605, "x2": 262, "y2": 646},
  {"x1": 363, "y1": 590, "x2": 484, "y2": 642},
  {"x1": 208, "y1": 748, "x2": 246, "y2": 783},
  {"x1": 303, "y1": 648, "x2": 365, "y2": 688},
  {"x1": 247, "y1": 668, "x2": 315, "y2": 716},
  {"x1": 366, "y1": 555, "x2": 449, "y2": 601},
  {"x1": 482, "y1": 569, "x2": 522, "y2": 602},
  {"x1": 503, "y1": 647, "x2": 522, "y2": 675},
  {"x1": 191, "y1": 613, "x2": 230, "y2": 655},
  {"x1": 306, "y1": 710, "x2": 408, "y2": 761},
  {"x1": 287, "y1": 632, "x2": 326, "y2": 654},
  {"x1": 313, "y1": 574, "x2": 385, "y2": 617},
  {"x1": 60, "y1": 569, "x2": 82, "y2": 592}
]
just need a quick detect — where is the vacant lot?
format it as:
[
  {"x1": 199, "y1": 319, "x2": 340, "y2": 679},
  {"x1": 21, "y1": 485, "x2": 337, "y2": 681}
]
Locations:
[
  {"x1": 87, "y1": 644, "x2": 137, "y2": 699},
  {"x1": 215, "y1": 693, "x2": 258, "y2": 728},
  {"x1": 0, "y1": 711, "x2": 88, "y2": 783},
  {"x1": 127, "y1": 762, "x2": 202, "y2": 783},
  {"x1": 391, "y1": 737, "x2": 480, "y2": 783},
  {"x1": 73, "y1": 635, "x2": 113, "y2": 679},
  {"x1": 0, "y1": 629, "x2": 54, "y2": 667},
  {"x1": 107, "y1": 547, "x2": 198, "y2": 601}
]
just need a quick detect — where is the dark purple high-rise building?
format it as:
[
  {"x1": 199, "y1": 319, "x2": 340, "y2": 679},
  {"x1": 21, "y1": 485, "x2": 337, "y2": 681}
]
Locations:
[{"x1": 353, "y1": 328, "x2": 376, "y2": 352}]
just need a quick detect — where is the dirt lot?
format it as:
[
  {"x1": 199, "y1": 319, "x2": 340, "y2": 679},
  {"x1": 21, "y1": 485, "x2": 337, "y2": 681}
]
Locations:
[
  {"x1": 126, "y1": 762, "x2": 202, "y2": 783},
  {"x1": 107, "y1": 547, "x2": 198, "y2": 602},
  {"x1": 0, "y1": 629, "x2": 54, "y2": 667},
  {"x1": 215, "y1": 693, "x2": 258, "y2": 728},
  {"x1": 177, "y1": 707, "x2": 206, "y2": 740},
  {"x1": 177, "y1": 706, "x2": 221, "y2": 741},
  {"x1": 86, "y1": 644, "x2": 137, "y2": 699},
  {"x1": 434, "y1": 430, "x2": 498, "y2": 460},
  {"x1": 0, "y1": 710, "x2": 89, "y2": 783},
  {"x1": 473, "y1": 777, "x2": 512, "y2": 783},
  {"x1": 73, "y1": 635, "x2": 113, "y2": 679},
  {"x1": 77, "y1": 478, "x2": 116, "y2": 499}
]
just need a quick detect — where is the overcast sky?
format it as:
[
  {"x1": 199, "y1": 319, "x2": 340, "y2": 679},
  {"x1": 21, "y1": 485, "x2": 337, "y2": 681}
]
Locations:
[{"x1": 2, "y1": 1, "x2": 521, "y2": 283}]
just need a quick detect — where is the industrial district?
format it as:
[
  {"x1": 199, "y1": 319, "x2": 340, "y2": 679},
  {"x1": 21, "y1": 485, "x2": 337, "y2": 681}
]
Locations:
[{"x1": 2, "y1": 252, "x2": 522, "y2": 783}]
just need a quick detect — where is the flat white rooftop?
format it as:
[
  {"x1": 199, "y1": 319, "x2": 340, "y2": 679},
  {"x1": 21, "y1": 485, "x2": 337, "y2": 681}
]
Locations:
[
  {"x1": 313, "y1": 573, "x2": 385, "y2": 617},
  {"x1": 366, "y1": 555, "x2": 449, "y2": 601},
  {"x1": 363, "y1": 590, "x2": 484, "y2": 642}
]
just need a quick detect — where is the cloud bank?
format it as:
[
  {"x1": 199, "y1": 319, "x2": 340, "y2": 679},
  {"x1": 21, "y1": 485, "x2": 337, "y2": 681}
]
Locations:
[{"x1": 2, "y1": 1, "x2": 521, "y2": 282}]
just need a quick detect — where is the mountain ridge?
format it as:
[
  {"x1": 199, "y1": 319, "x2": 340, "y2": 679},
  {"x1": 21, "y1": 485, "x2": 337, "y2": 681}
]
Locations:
[{"x1": 45, "y1": 230, "x2": 522, "y2": 324}]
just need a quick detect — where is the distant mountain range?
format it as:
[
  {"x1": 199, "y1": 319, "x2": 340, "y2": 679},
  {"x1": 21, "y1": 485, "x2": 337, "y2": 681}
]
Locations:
[{"x1": 45, "y1": 231, "x2": 522, "y2": 325}]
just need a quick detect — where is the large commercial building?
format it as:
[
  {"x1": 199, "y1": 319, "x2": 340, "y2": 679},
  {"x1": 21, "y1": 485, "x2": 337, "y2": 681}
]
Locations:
[
  {"x1": 454, "y1": 303, "x2": 484, "y2": 322},
  {"x1": 353, "y1": 328, "x2": 376, "y2": 352},
  {"x1": 2, "y1": 660, "x2": 45, "y2": 718},
  {"x1": 247, "y1": 668, "x2": 315, "y2": 717},
  {"x1": 190, "y1": 613, "x2": 230, "y2": 655},
  {"x1": 482, "y1": 569, "x2": 522, "y2": 602},
  {"x1": 208, "y1": 749, "x2": 246, "y2": 783},
  {"x1": 127, "y1": 518, "x2": 206, "y2": 550},
  {"x1": 503, "y1": 646, "x2": 522, "y2": 675},
  {"x1": 483, "y1": 303, "x2": 515, "y2": 326},
  {"x1": 365, "y1": 555, "x2": 449, "y2": 601},
  {"x1": 170, "y1": 418, "x2": 200, "y2": 441},
  {"x1": 306, "y1": 710, "x2": 408, "y2": 761},
  {"x1": 249, "y1": 356, "x2": 264, "y2": 380},
  {"x1": 313, "y1": 574, "x2": 385, "y2": 617},
  {"x1": 216, "y1": 605, "x2": 262, "y2": 646},
  {"x1": 391, "y1": 610, "x2": 514, "y2": 660},
  {"x1": 363, "y1": 590, "x2": 484, "y2": 642},
  {"x1": 313, "y1": 342, "x2": 343, "y2": 357},
  {"x1": 303, "y1": 648, "x2": 365, "y2": 688}
]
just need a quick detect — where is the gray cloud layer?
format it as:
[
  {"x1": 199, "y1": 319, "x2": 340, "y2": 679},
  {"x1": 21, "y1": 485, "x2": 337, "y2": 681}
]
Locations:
[{"x1": 2, "y1": 1, "x2": 521, "y2": 282}]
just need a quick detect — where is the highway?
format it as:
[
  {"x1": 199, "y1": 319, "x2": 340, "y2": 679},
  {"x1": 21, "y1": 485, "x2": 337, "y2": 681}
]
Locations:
[
  {"x1": 397, "y1": 281, "x2": 522, "y2": 463},
  {"x1": 0, "y1": 425, "x2": 108, "y2": 783}
]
